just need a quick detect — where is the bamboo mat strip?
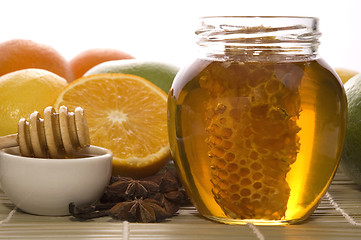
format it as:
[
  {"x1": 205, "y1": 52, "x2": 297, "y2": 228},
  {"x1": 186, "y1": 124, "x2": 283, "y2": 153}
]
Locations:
[
  {"x1": 247, "y1": 223, "x2": 265, "y2": 240},
  {"x1": 0, "y1": 206, "x2": 16, "y2": 225},
  {"x1": 123, "y1": 221, "x2": 129, "y2": 240},
  {"x1": 325, "y1": 192, "x2": 361, "y2": 226},
  {"x1": 0, "y1": 170, "x2": 361, "y2": 240}
]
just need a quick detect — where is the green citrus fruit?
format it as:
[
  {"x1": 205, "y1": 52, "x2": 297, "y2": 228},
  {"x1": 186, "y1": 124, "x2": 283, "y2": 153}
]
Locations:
[
  {"x1": 340, "y1": 73, "x2": 361, "y2": 184},
  {"x1": 84, "y1": 60, "x2": 179, "y2": 93}
]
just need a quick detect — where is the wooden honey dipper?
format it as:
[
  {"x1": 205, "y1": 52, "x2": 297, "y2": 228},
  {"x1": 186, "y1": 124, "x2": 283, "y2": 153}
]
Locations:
[{"x1": 0, "y1": 106, "x2": 90, "y2": 158}]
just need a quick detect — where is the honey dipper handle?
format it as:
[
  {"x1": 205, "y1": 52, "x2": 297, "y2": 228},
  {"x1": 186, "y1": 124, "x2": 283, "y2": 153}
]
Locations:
[{"x1": 0, "y1": 134, "x2": 18, "y2": 149}]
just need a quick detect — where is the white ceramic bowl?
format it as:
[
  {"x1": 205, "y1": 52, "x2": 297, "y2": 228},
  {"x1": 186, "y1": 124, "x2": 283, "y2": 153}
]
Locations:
[{"x1": 0, "y1": 145, "x2": 112, "y2": 216}]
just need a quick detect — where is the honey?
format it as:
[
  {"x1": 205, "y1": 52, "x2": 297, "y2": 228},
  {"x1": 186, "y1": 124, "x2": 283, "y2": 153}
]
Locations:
[{"x1": 168, "y1": 16, "x2": 347, "y2": 225}]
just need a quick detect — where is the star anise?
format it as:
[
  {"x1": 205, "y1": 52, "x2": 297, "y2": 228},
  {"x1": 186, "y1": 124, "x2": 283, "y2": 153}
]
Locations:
[
  {"x1": 109, "y1": 198, "x2": 171, "y2": 223},
  {"x1": 151, "y1": 169, "x2": 190, "y2": 214},
  {"x1": 69, "y1": 201, "x2": 115, "y2": 219},
  {"x1": 102, "y1": 177, "x2": 159, "y2": 202},
  {"x1": 69, "y1": 168, "x2": 190, "y2": 223}
]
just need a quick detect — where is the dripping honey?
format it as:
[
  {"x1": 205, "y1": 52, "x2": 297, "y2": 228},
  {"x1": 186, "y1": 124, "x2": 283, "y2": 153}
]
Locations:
[{"x1": 168, "y1": 58, "x2": 347, "y2": 225}]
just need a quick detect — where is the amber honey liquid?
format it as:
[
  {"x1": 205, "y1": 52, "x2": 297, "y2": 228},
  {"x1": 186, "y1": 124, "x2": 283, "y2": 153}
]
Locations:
[{"x1": 168, "y1": 58, "x2": 347, "y2": 225}]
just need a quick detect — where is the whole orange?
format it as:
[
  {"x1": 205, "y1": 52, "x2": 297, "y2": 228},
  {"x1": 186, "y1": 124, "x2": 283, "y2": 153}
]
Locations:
[
  {"x1": 69, "y1": 48, "x2": 135, "y2": 79},
  {"x1": 0, "y1": 39, "x2": 73, "y2": 82}
]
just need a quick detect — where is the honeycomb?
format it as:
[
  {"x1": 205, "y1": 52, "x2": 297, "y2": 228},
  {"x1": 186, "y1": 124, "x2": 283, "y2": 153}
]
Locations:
[{"x1": 200, "y1": 61, "x2": 302, "y2": 220}]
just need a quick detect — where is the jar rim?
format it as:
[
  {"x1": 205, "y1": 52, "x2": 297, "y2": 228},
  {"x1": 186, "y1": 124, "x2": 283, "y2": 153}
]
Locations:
[
  {"x1": 196, "y1": 16, "x2": 320, "y2": 62},
  {"x1": 199, "y1": 16, "x2": 318, "y2": 21}
]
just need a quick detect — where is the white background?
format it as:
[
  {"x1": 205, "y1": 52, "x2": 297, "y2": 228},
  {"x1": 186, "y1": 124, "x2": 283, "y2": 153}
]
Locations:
[{"x1": 0, "y1": 0, "x2": 360, "y2": 71}]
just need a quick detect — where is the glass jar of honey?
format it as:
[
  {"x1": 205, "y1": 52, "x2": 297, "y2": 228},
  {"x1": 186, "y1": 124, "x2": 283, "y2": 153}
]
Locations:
[{"x1": 168, "y1": 16, "x2": 347, "y2": 225}]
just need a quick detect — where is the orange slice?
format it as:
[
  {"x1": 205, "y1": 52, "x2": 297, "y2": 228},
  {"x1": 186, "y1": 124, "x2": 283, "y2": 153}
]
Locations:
[{"x1": 54, "y1": 73, "x2": 171, "y2": 178}]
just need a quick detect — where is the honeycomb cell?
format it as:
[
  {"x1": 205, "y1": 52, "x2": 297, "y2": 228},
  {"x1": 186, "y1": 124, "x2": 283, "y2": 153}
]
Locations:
[
  {"x1": 253, "y1": 182, "x2": 262, "y2": 189},
  {"x1": 252, "y1": 172, "x2": 263, "y2": 180},
  {"x1": 222, "y1": 140, "x2": 233, "y2": 150},
  {"x1": 230, "y1": 184, "x2": 240, "y2": 192},
  {"x1": 251, "y1": 162, "x2": 262, "y2": 170},
  {"x1": 207, "y1": 124, "x2": 221, "y2": 136},
  {"x1": 211, "y1": 147, "x2": 225, "y2": 158},
  {"x1": 229, "y1": 173, "x2": 240, "y2": 183},
  {"x1": 221, "y1": 128, "x2": 233, "y2": 138},
  {"x1": 215, "y1": 158, "x2": 226, "y2": 168},
  {"x1": 219, "y1": 117, "x2": 227, "y2": 124},
  {"x1": 250, "y1": 151, "x2": 258, "y2": 160},
  {"x1": 241, "y1": 178, "x2": 252, "y2": 186},
  {"x1": 240, "y1": 188, "x2": 251, "y2": 196},
  {"x1": 231, "y1": 194, "x2": 241, "y2": 201},
  {"x1": 218, "y1": 169, "x2": 229, "y2": 180},
  {"x1": 225, "y1": 153, "x2": 235, "y2": 161},
  {"x1": 241, "y1": 198, "x2": 251, "y2": 204},
  {"x1": 243, "y1": 127, "x2": 253, "y2": 137},
  {"x1": 227, "y1": 163, "x2": 238, "y2": 172},
  {"x1": 209, "y1": 135, "x2": 222, "y2": 145},
  {"x1": 239, "y1": 168, "x2": 251, "y2": 177}
]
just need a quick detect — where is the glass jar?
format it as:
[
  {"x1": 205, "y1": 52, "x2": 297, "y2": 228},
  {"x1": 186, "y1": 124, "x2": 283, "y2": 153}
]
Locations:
[{"x1": 168, "y1": 16, "x2": 347, "y2": 225}]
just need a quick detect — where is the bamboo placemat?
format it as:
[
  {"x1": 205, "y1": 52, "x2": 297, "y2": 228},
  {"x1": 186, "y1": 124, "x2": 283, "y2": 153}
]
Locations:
[{"x1": 1, "y1": 169, "x2": 361, "y2": 240}]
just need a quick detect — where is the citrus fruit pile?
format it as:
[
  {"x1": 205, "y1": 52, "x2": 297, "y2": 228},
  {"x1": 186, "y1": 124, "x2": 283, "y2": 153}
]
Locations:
[{"x1": 0, "y1": 38, "x2": 178, "y2": 178}]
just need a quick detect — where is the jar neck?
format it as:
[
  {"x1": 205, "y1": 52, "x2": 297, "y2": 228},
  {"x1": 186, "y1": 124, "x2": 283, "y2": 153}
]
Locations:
[{"x1": 196, "y1": 16, "x2": 321, "y2": 62}]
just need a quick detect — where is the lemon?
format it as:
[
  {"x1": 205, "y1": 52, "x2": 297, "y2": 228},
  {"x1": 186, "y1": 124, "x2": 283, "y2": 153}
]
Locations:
[
  {"x1": 0, "y1": 68, "x2": 68, "y2": 136},
  {"x1": 335, "y1": 68, "x2": 359, "y2": 84},
  {"x1": 340, "y1": 73, "x2": 361, "y2": 185},
  {"x1": 84, "y1": 59, "x2": 179, "y2": 93}
]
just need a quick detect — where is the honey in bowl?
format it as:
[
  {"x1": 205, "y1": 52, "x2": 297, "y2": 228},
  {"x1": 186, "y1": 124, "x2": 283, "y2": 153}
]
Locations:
[{"x1": 168, "y1": 16, "x2": 347, "y2": 225}]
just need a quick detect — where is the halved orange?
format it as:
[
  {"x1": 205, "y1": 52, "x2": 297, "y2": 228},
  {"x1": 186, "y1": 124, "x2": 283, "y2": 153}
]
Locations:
[{"x1": 54, "y1": 73, "x2": 171, "y2": 178}]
